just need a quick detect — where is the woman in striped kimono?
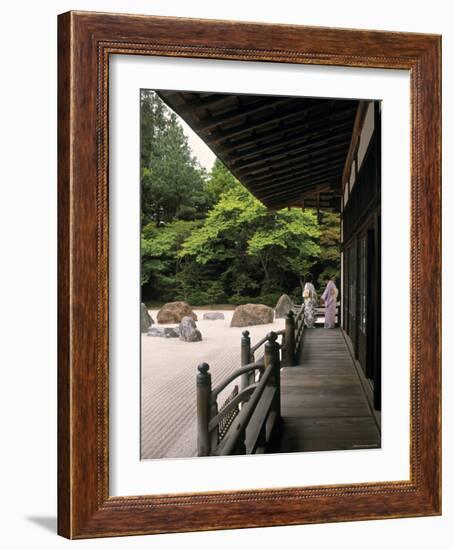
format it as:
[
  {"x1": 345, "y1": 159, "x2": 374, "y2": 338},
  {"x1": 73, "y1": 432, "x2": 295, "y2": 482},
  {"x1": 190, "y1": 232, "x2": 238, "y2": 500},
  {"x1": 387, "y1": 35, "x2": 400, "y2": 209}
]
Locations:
[{"x1": 302, "y1": 281, "x2": 318, "y2": 328}]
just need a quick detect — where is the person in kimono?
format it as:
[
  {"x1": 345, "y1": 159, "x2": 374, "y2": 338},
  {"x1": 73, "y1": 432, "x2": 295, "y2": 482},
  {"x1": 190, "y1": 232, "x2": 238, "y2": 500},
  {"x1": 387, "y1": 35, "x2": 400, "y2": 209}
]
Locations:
[
  {"x1": 302, "y1": 279, "x2": 318, "y2": 328},
  {"x1": 321, "y1": 277, "x2": 338, "y2": 329}
]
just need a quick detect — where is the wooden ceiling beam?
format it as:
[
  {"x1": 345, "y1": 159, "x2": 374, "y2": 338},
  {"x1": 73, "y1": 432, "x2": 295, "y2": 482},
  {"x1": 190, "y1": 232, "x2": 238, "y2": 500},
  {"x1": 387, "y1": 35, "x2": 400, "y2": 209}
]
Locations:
[
  {"x1": 225, "y1": 122, "x2": 354, "y2": 165},
  {"x1": 279, "y1": 202, "x2": 336, "y2": 211},
  {"x1": 207, "y1": 100, "x2": 337, "y2": 144},
  {"x1": 245, "y1": 160, "x2": 345, "y2": 192},
  {"x1": 243, "y1": 166, "x2": 345, "y2": 196},
  {"x1": 217, "y1": 105, "x2": 356, "y2": 156},
  {"x1": 174, "y1": 93, "x2": 239, "y2": 115},
  {"x1": 255, "y1": 171, "x2": 342, "y2": 201},
  {"x1": 298, "y1": 185, "x2": 333, "y2": 201},
  {"x1": 269, "y1": 196, "x2": 339, "y2": 210},
  {"x1": 237, "y1": 141, "x2": 349, "y2": 177},
  {"x1": 230, "y1": 130, "x2": 351, "y2": 171},
  {"x1": 197, "y1": 97, "x2": 295, "y2": 132},
  {"x1": 241, "y1": 146, "x2": 349, "y2": 180}
]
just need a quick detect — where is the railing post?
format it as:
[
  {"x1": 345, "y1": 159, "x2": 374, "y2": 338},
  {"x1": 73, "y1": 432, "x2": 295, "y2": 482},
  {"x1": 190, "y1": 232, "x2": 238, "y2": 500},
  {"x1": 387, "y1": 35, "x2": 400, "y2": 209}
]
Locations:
[
  {"x1": 268, "y1": 332, "x2": 281, "y2": 416},
  {"x1": 237, "y1": 332, "x2": 249, "y2": 453},
  {"x1": 265, "y1": 332, "x2": 282, "y2": 432},
  {"x1": 197, "y1": 362, "x2": 212, "y2": 457},
  {"x1": 210, "y1": 398, "x2": 219, "y2": 452},
  {"x1": 264, "y1": 333, "x2": 274, "y2": 371},
  {"x1": 241, "y1": 330, "x2": 251, "y2": 390},
  {"x1": 285, "y1": 310, "x2": 295, "y2": 366}
]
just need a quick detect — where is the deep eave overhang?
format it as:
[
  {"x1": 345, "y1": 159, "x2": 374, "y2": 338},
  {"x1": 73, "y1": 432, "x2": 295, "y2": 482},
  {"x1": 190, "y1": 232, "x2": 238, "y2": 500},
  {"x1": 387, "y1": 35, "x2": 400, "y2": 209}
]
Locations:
[{"x1": 158, "y1": 91, "x2": 359, "y2": 212}]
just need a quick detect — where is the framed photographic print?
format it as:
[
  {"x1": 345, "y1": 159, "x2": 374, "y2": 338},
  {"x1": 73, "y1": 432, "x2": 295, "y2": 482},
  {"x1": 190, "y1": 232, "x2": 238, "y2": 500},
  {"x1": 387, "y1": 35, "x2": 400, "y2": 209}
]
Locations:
[{"x1": 58, "y1": 11, "x2": 441, "y2": 538}]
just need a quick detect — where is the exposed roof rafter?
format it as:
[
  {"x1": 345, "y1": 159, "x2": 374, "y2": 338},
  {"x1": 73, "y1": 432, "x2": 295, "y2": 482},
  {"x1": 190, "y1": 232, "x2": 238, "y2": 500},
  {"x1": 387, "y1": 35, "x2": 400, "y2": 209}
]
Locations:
[{"x1": 157, "y1": 91, "x2": 358, "y2": 212}]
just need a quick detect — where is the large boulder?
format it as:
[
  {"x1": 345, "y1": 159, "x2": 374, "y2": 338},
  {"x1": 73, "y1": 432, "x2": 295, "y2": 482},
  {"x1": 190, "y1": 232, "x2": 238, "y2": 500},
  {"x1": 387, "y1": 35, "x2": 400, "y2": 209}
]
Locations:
[
  {"x1": 179, "y1": 316, "x2": 202, "y2": 342},
  {"x1": 157, "y1": 301, "x2": 197, "y2": 324},
  {"x1": 141, "y1": 303, "x2": 153, "y2": 333},
  {"x1": 274, "y1": 294, "x2": 295, "y2": 318},
  {"x1": 230, "y1": 304, "x2": 274, "y2": 327},
  {"x1": 202, "y1": 312, "x2": 225, "y2": 321}
]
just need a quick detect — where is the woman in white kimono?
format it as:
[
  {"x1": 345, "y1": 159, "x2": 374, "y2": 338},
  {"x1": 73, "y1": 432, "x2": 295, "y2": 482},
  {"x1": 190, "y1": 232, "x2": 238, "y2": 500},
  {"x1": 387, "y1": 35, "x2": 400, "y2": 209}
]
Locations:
[
  {"x1": 321, "y1": 278, "x2": 338, "y2": 328},
  {"x1": 302, "y1": 281, "x2": 318, "y2": 328}
]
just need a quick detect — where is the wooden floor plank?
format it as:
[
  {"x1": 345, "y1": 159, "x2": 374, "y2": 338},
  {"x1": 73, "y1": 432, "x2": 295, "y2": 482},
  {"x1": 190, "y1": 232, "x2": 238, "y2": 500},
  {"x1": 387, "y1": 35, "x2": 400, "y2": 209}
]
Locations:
[{"x1": 269, "y1": 328, "x2": 381, "y2": 454}]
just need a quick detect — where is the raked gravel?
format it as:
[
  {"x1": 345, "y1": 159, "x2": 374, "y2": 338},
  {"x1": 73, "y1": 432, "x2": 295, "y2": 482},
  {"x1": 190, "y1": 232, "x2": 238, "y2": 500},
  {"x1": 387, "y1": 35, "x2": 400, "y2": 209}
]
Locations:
[{"x1": 141, "y1": 309, "x2": 284, "y2": 459}]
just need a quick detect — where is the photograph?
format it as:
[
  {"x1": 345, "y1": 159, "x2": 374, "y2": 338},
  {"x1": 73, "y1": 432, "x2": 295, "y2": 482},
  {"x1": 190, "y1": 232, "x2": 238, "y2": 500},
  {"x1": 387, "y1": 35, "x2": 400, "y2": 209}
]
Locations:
[{"x1": 139, "y1": 89, "x2": 382, "y2": 459}]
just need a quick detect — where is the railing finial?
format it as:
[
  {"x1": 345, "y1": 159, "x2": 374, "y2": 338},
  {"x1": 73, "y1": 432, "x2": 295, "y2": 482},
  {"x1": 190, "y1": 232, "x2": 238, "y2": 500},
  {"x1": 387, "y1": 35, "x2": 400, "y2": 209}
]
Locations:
[
  {"x1": 241, "y1": 330, "x2": 252, "y2": 390},
  {"x1": 197, "y1": 362, "x2": 210, "y2": 386},
  {"x1": 198, "y1": 362, "x2": 210, "y2": 374}
]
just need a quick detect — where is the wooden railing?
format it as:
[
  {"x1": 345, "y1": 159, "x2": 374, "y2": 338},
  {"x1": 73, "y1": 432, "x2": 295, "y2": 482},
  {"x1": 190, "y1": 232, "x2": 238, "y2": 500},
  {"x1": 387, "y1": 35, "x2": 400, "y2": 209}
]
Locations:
[
  {"x1": 197, "y1": 331, "x2": 282, "y2": 456},
  {"x1": 196, "y1": 306, "x2": 306, "y2": 456}
]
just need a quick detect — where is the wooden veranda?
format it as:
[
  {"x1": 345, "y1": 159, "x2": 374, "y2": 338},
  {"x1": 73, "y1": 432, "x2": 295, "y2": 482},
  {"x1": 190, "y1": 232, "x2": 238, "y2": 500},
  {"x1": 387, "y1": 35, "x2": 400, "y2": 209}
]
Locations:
[
  {"x1": 196, "y1": 308, "x2": 380, "y2": 456},
  {"x1": 269, "y1": 328, "x2": 380, "y2": 453}
]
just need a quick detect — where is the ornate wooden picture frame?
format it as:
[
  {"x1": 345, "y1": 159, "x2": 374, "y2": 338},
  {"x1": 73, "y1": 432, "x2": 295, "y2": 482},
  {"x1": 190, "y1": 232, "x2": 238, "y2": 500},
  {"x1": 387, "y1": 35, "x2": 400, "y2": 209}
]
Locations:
[{"x1": 58, "y1": 11, "x2": 441, "y2": 539}]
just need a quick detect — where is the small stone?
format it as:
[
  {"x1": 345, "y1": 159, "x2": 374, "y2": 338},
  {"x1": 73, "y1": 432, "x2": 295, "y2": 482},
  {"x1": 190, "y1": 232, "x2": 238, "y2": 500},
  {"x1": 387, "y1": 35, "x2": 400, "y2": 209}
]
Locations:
[
  {"x1": 147, "y1": 326, "x2": 179, "y2": 338},
  {"x1": 147, "y1": 327, "x2": 164, "y2": 337},
  {"x1": 202, "y1": 312, "x2": 225, "y2": 320},
  {"x1": 179, "y1": 316, "x2": 202, "y2": 342}
]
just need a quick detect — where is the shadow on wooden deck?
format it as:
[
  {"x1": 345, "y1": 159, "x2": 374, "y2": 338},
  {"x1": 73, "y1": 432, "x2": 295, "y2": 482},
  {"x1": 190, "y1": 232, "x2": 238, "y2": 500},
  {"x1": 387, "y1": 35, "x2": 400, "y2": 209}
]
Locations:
[{"x1": 268, "y1": 328, "x2": 381, "y2": 453}]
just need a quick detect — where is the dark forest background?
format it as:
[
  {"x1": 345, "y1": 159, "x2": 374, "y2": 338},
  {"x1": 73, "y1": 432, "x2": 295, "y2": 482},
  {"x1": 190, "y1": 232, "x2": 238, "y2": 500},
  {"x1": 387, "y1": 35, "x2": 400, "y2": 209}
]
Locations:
[{"x1": 140, "y1": 91, "x2": 340, "y2": 307}]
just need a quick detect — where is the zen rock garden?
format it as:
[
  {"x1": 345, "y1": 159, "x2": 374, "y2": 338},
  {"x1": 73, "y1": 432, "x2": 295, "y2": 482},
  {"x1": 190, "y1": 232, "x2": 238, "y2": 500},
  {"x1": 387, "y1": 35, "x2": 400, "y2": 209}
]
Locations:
[{"x1": 143, "y1": 296, "x2": 294, "y2": 343}]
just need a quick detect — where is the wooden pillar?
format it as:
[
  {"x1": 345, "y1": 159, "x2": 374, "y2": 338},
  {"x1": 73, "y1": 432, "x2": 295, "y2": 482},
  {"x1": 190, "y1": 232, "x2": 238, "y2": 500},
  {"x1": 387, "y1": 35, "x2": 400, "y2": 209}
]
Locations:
[
  {"x1": 196, "y1": 362, "x2": 212, "y2": 456},
  {"x1": 241, "y1": 330, "x2": 251, "y2": 389},
  {"x1": 285, "y1": 311, "x2": 295, "y2": 366}
]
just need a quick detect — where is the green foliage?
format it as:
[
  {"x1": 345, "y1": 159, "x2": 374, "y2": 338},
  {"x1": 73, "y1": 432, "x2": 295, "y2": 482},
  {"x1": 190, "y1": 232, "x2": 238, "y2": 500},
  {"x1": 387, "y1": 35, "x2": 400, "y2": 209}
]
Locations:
[
  {"x1": 141, "y1": 219, "x2": 200, "y2": 300},
  {"x1": 140, "y1": 91, "x2": 209, "y2": 226},
  {"x1": 140, "y1": 89, "x2": 166, "y2": 174},
  {"x1": 246, "y1": 207, "x2": 321, "y2": 283},
  {"x1": 315, "y1": 212, "x2": 341, "y2": 286},
  {"x1": 179, "y1": 185, "x2": 264, "y2": 263},
  {"x1": 205, "y1": 159, "x2": 242, "y2": 202},
  {"x1": 179, "y1": 185, "x2": 320, "y2": 302}
]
